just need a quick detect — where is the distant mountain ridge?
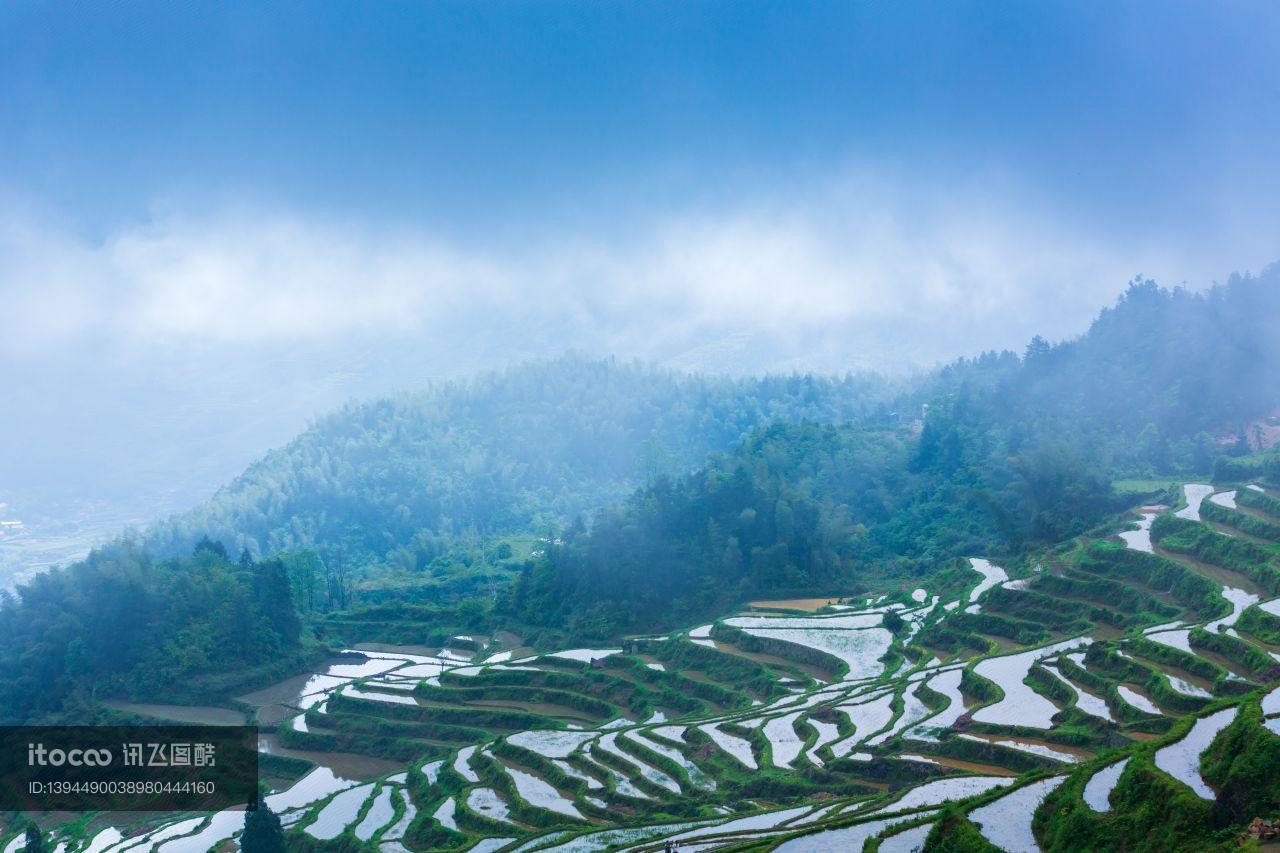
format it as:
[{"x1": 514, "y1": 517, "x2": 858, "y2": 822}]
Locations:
[
  {"x1": 507, "y1": 272, "x2": 1280, "y2": 637},
  {"x1": 143, "y1": 356, "x2": 892, "y2": 567},
  {"x1": 143, "y1": 270, "x2": 1280, "y2": 586}
]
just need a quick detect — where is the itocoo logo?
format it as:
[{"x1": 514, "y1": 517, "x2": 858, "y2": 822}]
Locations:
[{"x1": 27, "y1": 743, "x2": 113, "y2": 767}]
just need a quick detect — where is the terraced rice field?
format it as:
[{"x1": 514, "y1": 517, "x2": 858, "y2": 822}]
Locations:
[{"x1": 21, "y1": 480, "x2": 1280, "y2": 851}]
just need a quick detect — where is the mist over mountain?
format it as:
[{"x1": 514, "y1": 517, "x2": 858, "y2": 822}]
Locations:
[
  {"x1": 0, "y1": 198, "x2": 1268, "y2": 581},
  {"x1": 141, "y1": 357, "x2": 892, "y2": 566},
  {"x1": 133, "y1": 272, "x2": 1280, "y2": 595},
  {"x1": 511, "y1": 274, "x2": 1280, "y2": 637}
]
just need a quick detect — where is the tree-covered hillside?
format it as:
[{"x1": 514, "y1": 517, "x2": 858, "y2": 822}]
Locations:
[
  {"x1": 146, "y1": 271, "x2": 1280, "y2": 590},
  {"x1": 508, "y1": 417, "x2": 1114, "y2": 640},
  {"x1": 144, "y1": 356, "x2": 890, "y2": 570},
  {"x1": 921, "y1": 271, "x2": 1280, "y2": 474},
  {"x1": 508, "y1": 273, "x2": 1280, "y2": 637},
  {"x1": 0, "y1": 539, "x2": 312, "y2": 722}
]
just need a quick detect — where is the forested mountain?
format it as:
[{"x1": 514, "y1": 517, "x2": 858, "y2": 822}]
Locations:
[
  {"x1": 506, "y1": 422, "x2": 915, "y2": 638},
  {"x1": 138, "y1": 270, "x2": 1280, "y2": 596},
  {"x1": 144, "y1": 357, "x2": 890, "y2": 570},
  {"x1": 921, "y1": 271, "x2": 1280, "y2": 473},
  {"x1": 508, "y1": 416, "x2": 1115, "y2": 639},
  {"x1": 146, "y1": 271, "x2": 1280, "y2": 586},
  {"x1": 509, "y1": 273, "x2": 1280, "y2": 637}
]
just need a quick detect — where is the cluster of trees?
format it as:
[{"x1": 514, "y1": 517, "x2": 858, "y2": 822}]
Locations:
[
  {"x1": 132, "y1": 272, "x2": 1280, "y2": 611},
  {"x1": 919, "y1": 272, "x2": 1280, "y2": 477},
  {"x1": 507, "y1": 273, "x2": 1280, "y2": 637},
  {"x1": 148, "y1": 274, "x2": 1280, "y2": 593},
  {"x1": 506, "y1": 416, "x2": 1116, "y2": 638},
  {"x1": 0, "y1": 538, "x2": 309, "y2": 723},
  {"x1": 144, "y1": 355, "x2": 893, "y2": 577},
  {"x1": 1216, "y1": 448, "x2": 1280, "y2": 486},
  {"x1": 241, "y1": 795, "x2": 287, "y2": 853}
]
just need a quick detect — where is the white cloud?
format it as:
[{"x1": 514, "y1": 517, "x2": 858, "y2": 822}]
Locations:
[{"x1": 0, "y1": 184, "x2": 1242, "y2": 372}]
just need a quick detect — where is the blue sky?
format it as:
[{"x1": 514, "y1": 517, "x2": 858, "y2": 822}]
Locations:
[
  {"x1": 5, "y1": 2, "x2": 1277, "y2": 243},
  {"x1": 1, "y1": 1, "x2": 1279, "y2": 374}
]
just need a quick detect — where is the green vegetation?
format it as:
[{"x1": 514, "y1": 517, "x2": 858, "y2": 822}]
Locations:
[
  {"x1": 1152, "y1": 514, "x2": 1280, "y2": 593},
  {"x1": 144, "y1": 356, "x2": 889, "y2": 574},
  {"x1": 241, "y1": 795, "x2": 287, "y2": 853},
  {"x1": 1033, "y1": 698, "x2": 1280, "y2": 853},
  {"x1": 1215, "y1": 451, "x2": 1280, "y2": 487},
  {"x1": 1201, "y1": 500, "x2": 1280, "y2": 543},
  {"x1": 508, "y1": 417, "x2": 1116, "y2": 638},
  {"x1": 1202, "y1": 701, "x2": 1280, "y2": 828},
  {"x1": 924, "y1": 808, "x2": 1003, "y2": 852},
  {"x1": 1238, "y1": 485, "x2": 1280, "y2": 517},
  {"x1": 0, "y1": 538, "x2": 312, "y2": 723},
  {"x1": 504, "y1": 278, "x2": 1280, "y2": 638},
  {"x1": 14, "y1": 470, "x2": 1280, "y2": 851},
  {"x1": 1077, "y1": 542, "x2": 1227, "y2": 621},
  {"x1": 3, "y1": 278, "x2": 1275, "y2": 718},
  {"x1": 1038, "y1": 751, "x2": 1230, "y2": 852}
]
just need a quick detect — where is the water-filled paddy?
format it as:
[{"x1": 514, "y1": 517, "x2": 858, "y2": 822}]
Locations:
[
  {"x1": 1083, "y1": 758, "x2": 1129, "y2": 812},
  {"x1": 1154, "y1": 707, "x2": 1237, "y2": 798}
]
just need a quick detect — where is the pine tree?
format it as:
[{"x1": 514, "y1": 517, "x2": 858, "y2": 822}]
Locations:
[
  {"x1": 241, "y1": 795, "x2": 286, "y2": 853},
  {"x1": 253, "y1": 558, "x2": 302, "y2": 644}
]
